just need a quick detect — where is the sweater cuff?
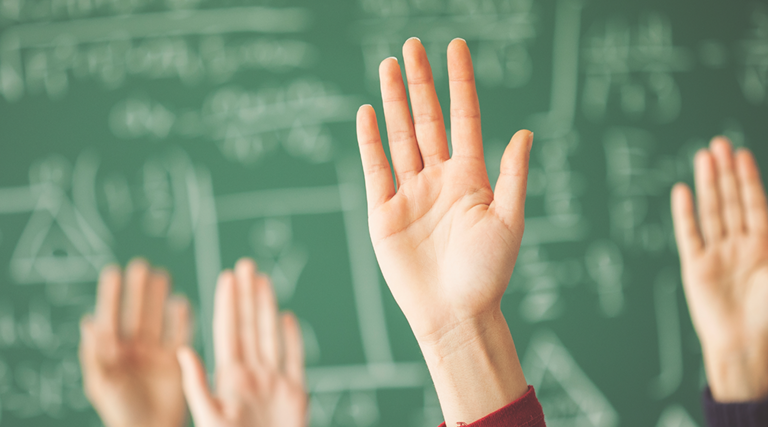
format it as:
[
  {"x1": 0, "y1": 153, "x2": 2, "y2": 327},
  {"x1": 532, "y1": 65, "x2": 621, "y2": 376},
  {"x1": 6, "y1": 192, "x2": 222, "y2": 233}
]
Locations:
[
  {"x1": 702, "y1": 386, "x2": 768, "y2": 427},
  {"x1": 438, "y1": 385, "x2": 545, "y2": 427}
]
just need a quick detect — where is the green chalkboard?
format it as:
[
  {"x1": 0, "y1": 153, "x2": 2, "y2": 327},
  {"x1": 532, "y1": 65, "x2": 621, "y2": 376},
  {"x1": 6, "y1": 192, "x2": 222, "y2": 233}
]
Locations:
[{"x1": 1, "y1": 0, "x2": 767, "y2": 426}]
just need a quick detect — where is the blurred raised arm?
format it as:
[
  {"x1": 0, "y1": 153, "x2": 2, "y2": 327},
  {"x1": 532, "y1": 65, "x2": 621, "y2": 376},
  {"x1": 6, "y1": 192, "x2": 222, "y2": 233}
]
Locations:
[
  {"x1": 177, "y1": 258, "x2": 307, "y2": 427},
  {"x1": 80, "y1": 259, "x2": 191, "y2": 427},
  {"x1": 672, "y1": 137, "x2": 768, "y2": 403}
]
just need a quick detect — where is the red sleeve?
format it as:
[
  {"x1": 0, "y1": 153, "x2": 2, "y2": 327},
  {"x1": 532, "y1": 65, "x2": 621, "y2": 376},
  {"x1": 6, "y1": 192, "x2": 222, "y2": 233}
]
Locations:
[{"x1": 438, "y1": 386, "x2": 546, "y2": 427}]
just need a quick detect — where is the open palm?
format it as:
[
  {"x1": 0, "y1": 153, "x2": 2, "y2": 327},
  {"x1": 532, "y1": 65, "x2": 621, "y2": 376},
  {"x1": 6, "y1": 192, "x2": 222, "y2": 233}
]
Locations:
[
  {"x1": 178, "y1": 259, "x2": 306, "y2": 427},
  {"x1": 357, "y1": 38, "x2": 532, "y2": 344},
  {"x1": 80, "y1": 260, "x2": 191, "y2": 427},
  {"x1": 672, "y1": 137, "x2": 768, "y2": 401}
]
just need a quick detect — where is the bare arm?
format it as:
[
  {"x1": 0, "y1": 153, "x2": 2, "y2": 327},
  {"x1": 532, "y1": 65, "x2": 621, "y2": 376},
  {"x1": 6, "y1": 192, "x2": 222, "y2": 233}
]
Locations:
[
  {"x1": 177, "y1": 258, "x2": 307, "y2": 427},
  {"x1": 356, "y1": 37, "x2": 532, "y2": 425},
  {"x1": 80, "y1": 259, "x2": 191, "y2": 427},
  {"x1": 671, "y1": 137, "x2": 768, "y2": 402}
]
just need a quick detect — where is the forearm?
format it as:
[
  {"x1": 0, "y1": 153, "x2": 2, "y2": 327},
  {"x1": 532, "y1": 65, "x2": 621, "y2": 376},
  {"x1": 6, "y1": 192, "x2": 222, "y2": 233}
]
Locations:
[{"x1": 418, "y1": 309, "x2": 529, "y2": 426}]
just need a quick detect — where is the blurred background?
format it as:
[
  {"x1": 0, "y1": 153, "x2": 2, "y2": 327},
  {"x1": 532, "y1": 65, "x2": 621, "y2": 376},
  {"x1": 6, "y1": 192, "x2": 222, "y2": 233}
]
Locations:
[{"x1": 0, "y1": 0, "x2": 767, "y2": 425}]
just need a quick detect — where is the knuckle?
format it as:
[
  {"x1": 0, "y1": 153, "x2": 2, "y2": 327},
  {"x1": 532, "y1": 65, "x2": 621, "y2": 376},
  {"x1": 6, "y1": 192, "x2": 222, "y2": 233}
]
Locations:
[
  {"x1": 450, "y1": 107, "x2": 480, "y2": 120},
  {"x1": 420, "y1": 151, "x2": 445, "y2": 164},
  {"x1": 364, "y1": 162, "x2": 391, "y2": 176},
  {"x1": 382, "y1": 94, "x2": 408, "y2": 104},
  {"x1": 412, "y1": 111, "x2": 442, "y2": 126},
  {"x1": 388, "y1": 129, "x2": 416, "y2": 145},
  {"x1": 449, "y1": 75, "x2": 475, "y2": 83},
  {"x1": 498, "y1": 167, "x2": 527, "y2": 179},
  {"x1": 408, "y1": 75, "x2": 434, "y2": 86},
  {"x1": 358, "y1": 136, "x2": 381, "y2": 147}
]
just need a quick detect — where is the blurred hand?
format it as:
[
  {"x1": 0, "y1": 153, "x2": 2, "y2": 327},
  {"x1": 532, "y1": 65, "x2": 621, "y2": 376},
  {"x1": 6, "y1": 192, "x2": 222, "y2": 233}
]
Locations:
[
  {"x1": 178, "y1": 258, "x2": 307, "y2": 427},
  {"x1": 80, "y1": 259, "x2": 191, "y2": 427},
  {"x1": 356, "y1": 37, "x2": 531, "y2": 424},
  {"x1": 672, "y1": 137, "x2": 768, "y2": 402}
]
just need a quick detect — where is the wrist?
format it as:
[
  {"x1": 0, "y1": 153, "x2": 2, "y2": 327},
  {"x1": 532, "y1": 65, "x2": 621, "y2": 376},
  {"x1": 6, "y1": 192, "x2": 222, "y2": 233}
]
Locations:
[
  {"x1": 418, "y1": 309, "x2": 528, "y2": 426},
  {"x1": 416, "y1": 309, "x2": 509, "y2": 358},
  {"x1": 703, "y1": 341, "x2": 768, "y2": 402}
]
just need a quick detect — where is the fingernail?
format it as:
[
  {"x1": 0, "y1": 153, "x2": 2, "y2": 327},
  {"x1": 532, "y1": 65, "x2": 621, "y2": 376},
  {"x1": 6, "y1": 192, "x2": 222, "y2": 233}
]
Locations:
[
  {"x1": 528, "y1": 132, "x2": 534, "y2": 151},
  {"x1": 455, "y1": 37, "x2": 467, "y2": 43},
  {"x1": 129, "y1": 257, "x2": 148, "y2": 266},
  {"x1": 386, "y1": 56, "x2": 398, "y2": 62},
  {"x1": 154, "y1": 267, "x2": 170, "y2": 280},
  {"x1": 710, "y1": 135, "x2": 732, "y2": 148},
  {"x1": 694, "y1": 149, "x2": 709, "y2": 162},
  {"x1": 100, "y1": 264, "x2": 120, "y2": 277},
  {"x1": 407, "y1": 36, "x2": 421, "y2": 42}
]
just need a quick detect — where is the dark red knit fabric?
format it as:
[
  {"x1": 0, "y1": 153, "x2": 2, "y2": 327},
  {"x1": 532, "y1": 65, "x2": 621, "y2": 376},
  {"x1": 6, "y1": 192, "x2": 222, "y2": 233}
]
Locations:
[{"x1": 438, "y1": 386, "x2": 546, "y2": 427}]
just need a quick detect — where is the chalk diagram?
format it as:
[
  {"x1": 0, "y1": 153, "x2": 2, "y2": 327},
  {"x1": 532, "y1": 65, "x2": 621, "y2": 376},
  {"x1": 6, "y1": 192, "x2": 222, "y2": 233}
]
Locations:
[
  {"x1": 354, "y1": 0, "x2": 536, "y2": 91},
  {"x1": 523, "y1": 330, "x2": 618, "y2": 427},
  {"x1": 0, "y1": 0, "x2": 740, "y2": 425}
]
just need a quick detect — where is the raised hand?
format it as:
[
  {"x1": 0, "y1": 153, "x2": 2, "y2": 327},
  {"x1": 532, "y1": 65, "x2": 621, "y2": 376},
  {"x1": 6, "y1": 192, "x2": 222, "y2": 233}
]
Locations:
[
  {"x1": 672, "y1": 137, "x2": 768, "y2": 402},
  {"x1": 80, "y1": 259, "x2": 191, "y2": 427},
  {"x1": 356, "y1": 37, "x2": 532, "y2": 424},
  {"x1": 177, "y1": 258, "x2": 307, "y2": 427}
]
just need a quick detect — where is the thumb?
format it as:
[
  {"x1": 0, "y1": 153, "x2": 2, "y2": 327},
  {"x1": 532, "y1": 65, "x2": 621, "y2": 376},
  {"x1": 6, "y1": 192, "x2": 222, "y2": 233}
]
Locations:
[
  {"x1": 491, "y1": 129, "x2": 533, "y2": 230},
  {"x1": 177, "y1": 346, "x2": 218, "y2": 423}
]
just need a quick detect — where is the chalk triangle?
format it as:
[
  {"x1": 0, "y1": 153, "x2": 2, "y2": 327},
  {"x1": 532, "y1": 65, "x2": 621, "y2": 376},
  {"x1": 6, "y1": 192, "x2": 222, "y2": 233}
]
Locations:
[
  {"x1": 656, "y1": 405, "x2": 699, "y2": 427},
  {"x1": 523, "y1": 330, "x2": 618, "y2": 427},
  {"x1": 11, "y1": 187, "x2": 114, "y2": 284}
]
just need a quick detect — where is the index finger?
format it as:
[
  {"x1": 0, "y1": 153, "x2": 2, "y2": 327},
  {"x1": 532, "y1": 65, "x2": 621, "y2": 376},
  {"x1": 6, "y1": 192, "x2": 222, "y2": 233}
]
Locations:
[
  {"x1": 357, "y1": 105, "x2": 396, "y2": 211},
  {"x1": 380, "y1": 57, "x2": 423, "y2": 185},
  {"x1": 256, "y1": 274, "x2": 280, "y2": 369},
  {"x1": 694, "y1": 150, "x2": 724, "y2": 243},
  {"x1": 235, "y1": 258, "x2": 261, "y2": 367},
  {"x1": 671, "y1": 183, "x2": 704, "y2": 259},
  {"x1": 95, "y1": 264, "x2": 122, "y2": 337},
  {"x1": 123, "y1": 258, "x2": 151, "y2": 340}
]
